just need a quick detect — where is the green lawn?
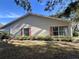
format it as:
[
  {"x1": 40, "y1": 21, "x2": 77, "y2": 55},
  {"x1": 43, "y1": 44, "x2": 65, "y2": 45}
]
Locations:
[{"x1": 0, "y1": 40, "x2": 79, "y2": 59}]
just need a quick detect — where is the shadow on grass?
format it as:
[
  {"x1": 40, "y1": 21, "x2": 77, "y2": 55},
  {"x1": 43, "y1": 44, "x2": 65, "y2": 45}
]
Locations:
[{"x1": 0, "y1": 41, "x2": 79, "y2": 59}]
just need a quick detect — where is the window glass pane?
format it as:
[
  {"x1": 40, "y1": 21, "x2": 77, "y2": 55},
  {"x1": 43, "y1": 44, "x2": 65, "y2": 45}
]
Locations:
[
  {"x1": 59, "y1": 31, "x2": 65, "y2": 35},
  {"x1": 53, "y1": 27, "x2": 58, "y2": 35},
  {"x1": 53, "y1": 27, "x2": 58, "y2": 31},
  {"x1": 53, "y1": 32, "x2": 58, "y2": 35},
  {"x1": 59, "y1": 26, "x2": 65, "y2": 35},
  {"x1": 59, "y1": 27, "x2": 64, "y2": 31},
  {"x1": 24, "y1": 28, "x2": 29, "y2": 36}
]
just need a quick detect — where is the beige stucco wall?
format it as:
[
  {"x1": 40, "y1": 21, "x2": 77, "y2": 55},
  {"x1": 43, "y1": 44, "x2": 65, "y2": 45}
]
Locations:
[{"x1": 2, "y1": 15, "x2": 72, "y2": 36}]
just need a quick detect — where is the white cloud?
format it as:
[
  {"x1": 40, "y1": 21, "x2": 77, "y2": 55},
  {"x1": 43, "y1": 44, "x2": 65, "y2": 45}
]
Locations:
[{"x1": 0, "y1": 12, "x2": 22, "y2": 18}]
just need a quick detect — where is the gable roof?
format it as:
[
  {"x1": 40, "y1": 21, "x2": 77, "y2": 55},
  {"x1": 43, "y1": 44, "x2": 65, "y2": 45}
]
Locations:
[{"x1": 0, "y1": 13, "x2": 71, "y2": 29}]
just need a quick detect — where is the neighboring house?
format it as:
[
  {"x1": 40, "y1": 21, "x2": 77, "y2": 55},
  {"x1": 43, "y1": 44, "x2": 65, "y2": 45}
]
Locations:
[
  {"x1": 0, "y1": 13, "x2": 73, "y2": 37},
  {"x1": 0, "y1": 23, "x2": 3, "y2": 28},
  {"x1": 0, "y1": 23, "x2": 3, "y2": 31}
]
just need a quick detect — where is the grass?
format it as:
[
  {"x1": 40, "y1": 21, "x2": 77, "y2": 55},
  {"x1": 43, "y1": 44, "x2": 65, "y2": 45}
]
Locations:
[{"x1": 0, "y1": 40, "x2": 79, "y2": 59}]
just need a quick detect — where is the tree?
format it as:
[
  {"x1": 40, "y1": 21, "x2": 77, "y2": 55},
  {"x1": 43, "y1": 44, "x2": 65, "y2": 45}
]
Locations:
[
  {"x1": 14, "y1": 0, "x2": 79, "y2": 15},
  {"x1": 58, "y1": 0, "x2": 79, "y2": 18},
  {"x1": 14, "y1": 0, "x2": 69, "y2": 13},
  {"x1": 14, "y1": 0, "x2": 32, "y2": 13}
]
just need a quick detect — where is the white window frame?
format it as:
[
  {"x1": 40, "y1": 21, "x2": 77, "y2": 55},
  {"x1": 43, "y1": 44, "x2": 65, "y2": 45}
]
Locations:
[{"x1": 52, "y1": 26, "x2": 67, "y2": 36}]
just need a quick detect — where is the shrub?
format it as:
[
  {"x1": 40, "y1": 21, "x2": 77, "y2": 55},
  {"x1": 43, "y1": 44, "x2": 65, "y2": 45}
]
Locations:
[
  {"x1": 34, "y1": 35, "x2": 53, "y2": 41},
  {"x1": 60, "y1": 37, "x2": 72, "y2": 42},
  {"x1": 15, "y1": 35, "x2": 73, "y2": 42},
  {"x1": 73, "y1": 31, "x2": 79, "y2": 37},
  {"x1": 15, "y1": 35, "x2": 20, "y2": 40},
  {"x1": 44, "y1": 36, "x2": 53, "y2": 41},
  {"x1": 30, "y1": 36, "x2": 36, "y2": 40},
  {"x1": 52, "y1": 36, "x2": 72, "y2": 42},
  {"x1": 21, "y1": 35, "x2": 30, "y2": 40},
  {"x1": 34, "y1": 36, "x2": 45, "y2": 40},
  {"x1": 0, "y1": 31, "x2": 10, "y2": 40}
]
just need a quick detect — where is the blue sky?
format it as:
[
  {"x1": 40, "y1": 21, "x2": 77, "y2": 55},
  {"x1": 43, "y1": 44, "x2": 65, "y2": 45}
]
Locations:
[{"x1": 0, "y1": 0, "x2": 74, "y2": 25}]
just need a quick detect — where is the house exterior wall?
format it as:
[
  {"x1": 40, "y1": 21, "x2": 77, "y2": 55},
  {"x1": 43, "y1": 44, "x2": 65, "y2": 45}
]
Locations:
[{"x1": 2, "y1": 15, "x2": 72, "y2": 37}]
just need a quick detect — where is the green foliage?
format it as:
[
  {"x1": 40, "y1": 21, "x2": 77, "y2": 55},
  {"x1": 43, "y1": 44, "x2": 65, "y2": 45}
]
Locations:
[
  {"x1": 14, "y1": 0, "x2": 79, "y2": 21},
  {"x1": 73, "y1": 31, "x2": 79, "y2": 37},
  {"x1": 0, "y1": 31, "x2": 10, "y2": 40},
  {"x1": 15, "y1": 35, "x2": 30, "y2": 40},
  {"x1": 60, "y1": 37, "x2": 72, "y2": 42},
  {"x1": 57, "y1": 0, "x2": 79, "y2": 20},
  {"x1": 44, "y1": 36, "x2": 53, "y2": 41},
  {"x1": 15, "y1": 35, "x2": 73, "y2": 42},
  {"x1": 33, "y1": 35, "x2": 53, "y2": 41},
  {"x1": 14, "y1": 0, "x2": 67, "y2": 14},
  {"x1": 15, "y1": 35, "x2": 20, "y2": 40},
  {"x1": 44, "y1": 0, "x2": 63, "y2": 11},
  {"x1": 52, "y1": 36, "x2": 72, "y2": 42},
  {"x1": 22, "y1": 35, "x2": 30, "y2": 40},
  {"x1": 14, "y1": 0, "x2": 32, "y2": 12}
]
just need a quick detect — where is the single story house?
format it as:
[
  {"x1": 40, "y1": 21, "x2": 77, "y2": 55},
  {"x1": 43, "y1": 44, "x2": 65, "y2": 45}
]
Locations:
[{"x1": 0, "y1": 13, "x2": 73, "y2": 37}]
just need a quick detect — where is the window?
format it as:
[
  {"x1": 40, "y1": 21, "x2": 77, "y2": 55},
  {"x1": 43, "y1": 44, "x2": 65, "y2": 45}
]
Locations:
[
  {"x1": 24, "y1": 28, "x2": 30, "y2": 36},
  {"x1": 53, "y1": 27, "x2": 58, "y2": 35},
  {"x1": 59, "y1": 27, "x2": 65, "y2": 35},
  {"x1": 52, "y1": 26, "x2": 67, "y2": 36}
]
